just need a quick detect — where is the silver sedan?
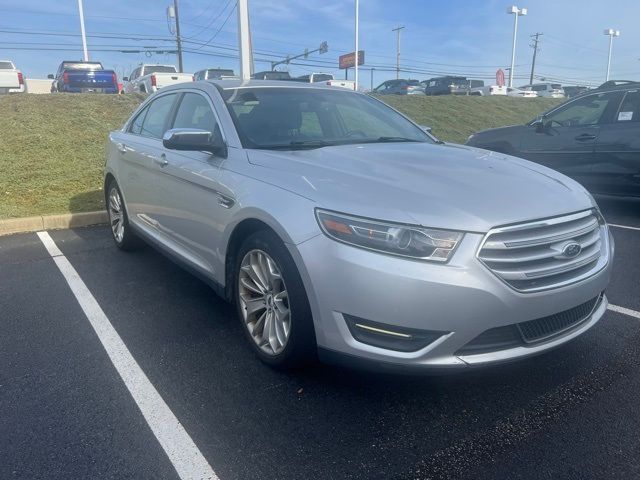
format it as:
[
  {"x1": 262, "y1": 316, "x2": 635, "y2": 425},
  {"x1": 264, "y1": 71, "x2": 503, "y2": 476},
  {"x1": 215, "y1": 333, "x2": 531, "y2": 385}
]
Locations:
[{"x1": 104, "y1": 80, "x2": 613, "y2": 371}]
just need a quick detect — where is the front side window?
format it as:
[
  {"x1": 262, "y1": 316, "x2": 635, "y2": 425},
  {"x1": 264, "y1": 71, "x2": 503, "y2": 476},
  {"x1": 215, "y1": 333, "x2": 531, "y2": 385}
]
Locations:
[
  {"x1": 223, "y1": 87, "x2": 433, "y2": 150},
  {"x1": 140, "y1": 94, "x2": 176, "y2": 139},
  {"x1": 172, "y1": 93, "x2": 217, "y2": 131},
  {"x1": 546, "y1": 92, "x2": 619, "y2": 127}
]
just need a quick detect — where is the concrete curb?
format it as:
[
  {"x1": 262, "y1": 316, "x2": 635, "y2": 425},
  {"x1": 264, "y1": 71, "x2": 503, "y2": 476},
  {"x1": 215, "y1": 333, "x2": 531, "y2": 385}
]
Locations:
[{"x1": 0, "y1": 211, "x2": 108, "y2": 237}]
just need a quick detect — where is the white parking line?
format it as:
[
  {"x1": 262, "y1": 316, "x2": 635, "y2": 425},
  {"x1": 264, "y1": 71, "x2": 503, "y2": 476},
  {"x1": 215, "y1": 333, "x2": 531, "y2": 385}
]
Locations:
[
  {"x1": 608, "y1": 304, "x2": 640, "y2": 320},
  {"x1": 36, "y1": 231, "x2": 218, "y2": 480},
  {"x1": 609, "y1": 223, "x2": 640, "y2": 232}
]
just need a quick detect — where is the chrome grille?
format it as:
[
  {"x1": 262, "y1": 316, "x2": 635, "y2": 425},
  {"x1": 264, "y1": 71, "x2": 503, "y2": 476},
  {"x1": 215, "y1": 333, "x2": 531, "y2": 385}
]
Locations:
[{"x1": 477, "y1": 210, "x2": 607, "y2": 292}]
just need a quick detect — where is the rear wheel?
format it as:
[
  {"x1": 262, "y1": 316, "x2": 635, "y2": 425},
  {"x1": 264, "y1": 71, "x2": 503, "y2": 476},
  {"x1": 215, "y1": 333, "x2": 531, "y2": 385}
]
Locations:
[
  {"x1": 235, "y1": 230, "x2": 316, "y2": 369},
  {"x1": 106, "y1": 180, "x2": 142, "y2": 251}
]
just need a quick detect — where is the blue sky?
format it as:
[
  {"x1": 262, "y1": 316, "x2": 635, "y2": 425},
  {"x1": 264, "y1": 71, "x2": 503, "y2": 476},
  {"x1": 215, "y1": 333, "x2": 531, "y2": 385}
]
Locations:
[{"x1": 1, "y1": 0, "x2": 639, "y2": 88}]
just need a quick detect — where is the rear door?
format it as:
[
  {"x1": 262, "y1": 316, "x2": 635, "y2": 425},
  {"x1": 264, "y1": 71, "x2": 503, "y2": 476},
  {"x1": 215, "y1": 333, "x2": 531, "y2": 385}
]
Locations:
[
  {"x1": 518, "y1": 90, "x2": 623, "y2": 190},
  {"x1": 592, "y1": 89, "x2": 640, "y2": 196},
  {"x1": 116, "y1": 92, "x2": 179, "y2": 236}
]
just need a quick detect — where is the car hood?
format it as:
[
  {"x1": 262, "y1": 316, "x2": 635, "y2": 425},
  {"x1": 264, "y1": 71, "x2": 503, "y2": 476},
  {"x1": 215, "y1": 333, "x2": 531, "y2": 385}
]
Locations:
[{"x1": 245, "y1": 142, "x2": 594, "y2": 232}]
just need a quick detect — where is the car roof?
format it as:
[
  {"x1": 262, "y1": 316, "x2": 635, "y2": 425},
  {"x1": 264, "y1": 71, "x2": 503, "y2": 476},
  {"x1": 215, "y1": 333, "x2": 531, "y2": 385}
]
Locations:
[{"x1": 205, "y1": 79, "x2": 339, "y2": 90}]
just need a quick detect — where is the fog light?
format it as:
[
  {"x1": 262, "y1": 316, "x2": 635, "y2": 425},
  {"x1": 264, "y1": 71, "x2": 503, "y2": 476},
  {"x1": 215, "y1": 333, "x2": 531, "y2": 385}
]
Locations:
[{"x1": 343, "y1": 314, "x2": 446, "y2": 352}]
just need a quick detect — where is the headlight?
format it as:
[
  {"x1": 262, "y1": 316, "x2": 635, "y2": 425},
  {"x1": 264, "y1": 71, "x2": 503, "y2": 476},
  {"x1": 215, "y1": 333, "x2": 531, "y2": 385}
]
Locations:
[{"x1": 316, "y1": 209, "x2": 463, "y2": 262}]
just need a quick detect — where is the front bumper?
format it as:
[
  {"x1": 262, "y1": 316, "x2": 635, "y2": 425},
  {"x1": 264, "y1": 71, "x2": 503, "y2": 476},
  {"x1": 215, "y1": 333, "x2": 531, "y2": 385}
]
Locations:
[{"x1": 291, "y1": 228, "x2": 614, "y2": 371}]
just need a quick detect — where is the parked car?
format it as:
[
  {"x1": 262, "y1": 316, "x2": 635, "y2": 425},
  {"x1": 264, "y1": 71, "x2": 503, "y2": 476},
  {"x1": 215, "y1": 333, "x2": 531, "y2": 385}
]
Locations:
[
  {"x1": 507, "y1": 87, "x2": 538, "y2": 98},
  {"x1": 0, "y1": 60, "x2": 25, "y2": 94},
  {"x1": 104, "y1": 80, "x2": 613, "y2": 371},
  {"x1": 123, "y1": 64, "x2": 193, "y2": 94},
  {"x1": 467, "y1": 81, "x2": 640, "y2": 197},
  {"x1": 372, "y1": 79, "x2": 424, "y2": 95},
  {"x1": 295, "y1": 73, "x2": 355, "y2": 90},
  {"x1": 194, "y1": 68, "x2": 238, "y2": 81},
  {"x1": 423, "y1": 76, "x2": 481, "y2": 95},
  {"x1": 251, "y1": 71, "x2": 291, "y2": 81},
  {"x1": 563, "y1": 85, "x2": 590, "y2": 98},
  {"x1": 519, "y1": 83, "x2": 565, "y2": 98},
  {"x1": 48, "y1": 61, "x2": 118, "y2": 94},
  {"x1": 470, "y1": 85, "x2": 507, "y2": 96}
]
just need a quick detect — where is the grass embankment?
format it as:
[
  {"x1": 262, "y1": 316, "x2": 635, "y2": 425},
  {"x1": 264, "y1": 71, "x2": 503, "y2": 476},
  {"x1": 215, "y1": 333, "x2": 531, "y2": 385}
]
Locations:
[{"x1": 0, "y1": 94, "x2": 561, "y2": 219}]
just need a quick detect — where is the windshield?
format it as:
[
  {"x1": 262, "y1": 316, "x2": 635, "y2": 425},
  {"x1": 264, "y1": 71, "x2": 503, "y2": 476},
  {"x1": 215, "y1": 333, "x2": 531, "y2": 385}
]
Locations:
[
  {"x1": 145, "y1": 66, "x2": 178, "y2": 74},
  {"x1": 222, "y1": 87, "x2": 434, "y2": 150},
  {"x1": 62, "y1": 62, "x2": 104, "y2": 70}
]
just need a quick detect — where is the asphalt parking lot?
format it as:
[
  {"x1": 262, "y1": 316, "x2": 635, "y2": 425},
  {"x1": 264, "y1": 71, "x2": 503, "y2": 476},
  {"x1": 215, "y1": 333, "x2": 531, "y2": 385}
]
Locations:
[{"x1": 1, "y1": 196, "x2": 639, "y2": 480}]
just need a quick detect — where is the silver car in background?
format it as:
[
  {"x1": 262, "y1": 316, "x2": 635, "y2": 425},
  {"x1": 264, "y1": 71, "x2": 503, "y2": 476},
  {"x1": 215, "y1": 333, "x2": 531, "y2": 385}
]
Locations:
[{"x1": 105, "y1": 80, "x2": 613, "y2": 371}]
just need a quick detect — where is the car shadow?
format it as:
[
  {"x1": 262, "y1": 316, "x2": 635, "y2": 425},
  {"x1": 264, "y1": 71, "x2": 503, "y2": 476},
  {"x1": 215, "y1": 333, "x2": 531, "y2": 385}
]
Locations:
[{"x1": 68, "y1": 188, "x2": 105, "y2": 214}]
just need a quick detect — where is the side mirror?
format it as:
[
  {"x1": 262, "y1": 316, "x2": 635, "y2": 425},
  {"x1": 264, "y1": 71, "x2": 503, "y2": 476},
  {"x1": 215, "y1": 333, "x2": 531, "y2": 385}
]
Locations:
[
  {"x1": 123, "y1": 76, "x2": 129, "y2": 81},
  {"x1": 162, "y1": 128, "x2": 227, "y2": 157},
  {"x1": 47, "y1": 74, "x2": 54, "y2": 79},
  {"x1": 532, "y1": 117, "x2": 545, "y2": 133},
  {"x1": 419, "y1": 125, "x2": 433, "y2": 133}
]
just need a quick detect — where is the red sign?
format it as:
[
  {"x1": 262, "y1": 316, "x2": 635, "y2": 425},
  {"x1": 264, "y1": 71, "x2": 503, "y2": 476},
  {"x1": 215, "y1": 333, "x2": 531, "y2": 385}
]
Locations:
[
  {"x1": 339, "y1": 50, "x2": 365, "y2": 69},
  {"x1": 496, "y1": 68, "x2": 505, "y2": 87}
]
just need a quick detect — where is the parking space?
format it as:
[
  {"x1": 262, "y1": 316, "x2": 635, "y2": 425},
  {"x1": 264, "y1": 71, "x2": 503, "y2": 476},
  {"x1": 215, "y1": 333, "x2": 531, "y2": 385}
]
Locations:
[{"x1": 1, "y1": 199, "x2": 639, "y2": 479}]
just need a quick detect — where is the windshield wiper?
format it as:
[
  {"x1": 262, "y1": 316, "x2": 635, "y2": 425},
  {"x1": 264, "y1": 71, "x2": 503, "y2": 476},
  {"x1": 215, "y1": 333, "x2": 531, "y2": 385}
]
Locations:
[
  {"x1": 372, "y1": 136, "x2": 421, "y2": 143},
  {"x1": 260, "y1": 140, "x2": 335, "y2": 150}
]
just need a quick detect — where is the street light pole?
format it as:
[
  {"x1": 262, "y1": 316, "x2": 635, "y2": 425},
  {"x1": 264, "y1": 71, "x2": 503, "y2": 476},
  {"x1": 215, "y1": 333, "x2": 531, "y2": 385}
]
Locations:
[
  {"x1": 392, "y1": 26, "x2": 404, "y2": 80},
  {"x1": 604, "y1": 28, "x2": 620, "y2": 82},
  {"x1": 507, "y1": 6, "x2": 527, "y2": 88},
  {"x1": 238, "y1": 0, "x2": 253, "y2": 80},
  {"x1": 77, "y1": 0, "x2": 89, "y2": 61}
]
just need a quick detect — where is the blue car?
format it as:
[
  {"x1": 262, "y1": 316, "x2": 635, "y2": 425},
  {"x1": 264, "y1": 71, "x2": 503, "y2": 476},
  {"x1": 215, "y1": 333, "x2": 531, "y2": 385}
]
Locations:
[{"x1": 49, "y1": 61, "x2": 119, "y2": 94}]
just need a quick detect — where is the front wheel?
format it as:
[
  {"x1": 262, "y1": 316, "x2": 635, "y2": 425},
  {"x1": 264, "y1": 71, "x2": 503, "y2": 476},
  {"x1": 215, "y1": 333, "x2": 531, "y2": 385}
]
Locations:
[{"x1": 235, "y1": 230, "x2": 316, "y2": 369}]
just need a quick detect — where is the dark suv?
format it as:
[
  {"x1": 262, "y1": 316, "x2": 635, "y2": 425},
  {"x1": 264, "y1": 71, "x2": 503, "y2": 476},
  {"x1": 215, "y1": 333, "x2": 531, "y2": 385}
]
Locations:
[{"x1": 466, "y1": 81, "x2": 640, "y2": 197}]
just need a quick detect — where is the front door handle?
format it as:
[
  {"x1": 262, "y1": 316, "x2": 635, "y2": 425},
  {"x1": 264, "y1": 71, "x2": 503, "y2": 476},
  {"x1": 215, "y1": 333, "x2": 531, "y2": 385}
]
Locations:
[{"x1": 575, "y1": 133, "x2": 597, "y2": 142}]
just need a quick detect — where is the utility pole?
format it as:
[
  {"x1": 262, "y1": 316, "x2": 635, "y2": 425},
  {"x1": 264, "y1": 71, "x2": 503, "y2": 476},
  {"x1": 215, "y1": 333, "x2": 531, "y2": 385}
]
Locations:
[
  {"x1": 604, "y1": 28, "x2": 620, "y2": 82},
  {"x1": 392, "y1": 26, "x2": 404, "y2": 79},
  {"x1": 173, "y1": 0, "x2": 184, "y2": 72},
  {"x1": 238, "y1": 0, "x2": 253, "y2": 80},
  {"x1": 354, "y1": 0, "x2": 359, "y2": 91},
  {"x1": 77, "y1": 0, "x2": 89, "y2": 61},
  {"x1": 370, "y1": 67, "x2": 375, "y2": 91},
  {"x1": 529, "y1": 32, "x2": 542, "y2": 84},
  {"x1": 506, "y1": 6, "x2": 527, "y2": 88}
]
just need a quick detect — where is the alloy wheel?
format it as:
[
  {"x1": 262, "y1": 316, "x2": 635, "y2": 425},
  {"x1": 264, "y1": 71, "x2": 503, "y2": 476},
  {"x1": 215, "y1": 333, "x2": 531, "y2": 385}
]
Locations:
[
  {"x1": 238, "y1": 249, "x2": 291, "y2": 356},
  {"x1": 108, "y1": 187, "x2": 125, "y2": 243}
]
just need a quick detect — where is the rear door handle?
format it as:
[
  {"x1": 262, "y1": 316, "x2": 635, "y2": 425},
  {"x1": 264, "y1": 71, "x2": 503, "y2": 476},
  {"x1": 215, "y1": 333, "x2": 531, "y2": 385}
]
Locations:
[
  {"x1": 152, "y1": 154, "x2": 169, "y2": 167},
  {"x1": 116, "y1": 143, "x2": 129, "y2": 154},
  {"x1": 575, "y1": 133, "x2": 597, "y2": 142}
]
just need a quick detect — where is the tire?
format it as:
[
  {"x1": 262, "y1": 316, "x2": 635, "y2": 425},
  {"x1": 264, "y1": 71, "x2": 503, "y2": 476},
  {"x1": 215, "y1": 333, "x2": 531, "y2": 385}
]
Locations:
[
  {"x1": 234, "y1": 230, "x2": 316, "y2": 369},
  {"x1": 106, "y1": 179, "x2": 143, "y2": 251}
]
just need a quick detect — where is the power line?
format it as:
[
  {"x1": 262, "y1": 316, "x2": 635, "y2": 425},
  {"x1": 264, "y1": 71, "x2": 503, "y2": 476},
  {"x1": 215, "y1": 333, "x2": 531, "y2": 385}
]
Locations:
[{"x1": 191, "y1": 1, "x2": 237, "y2": 51}]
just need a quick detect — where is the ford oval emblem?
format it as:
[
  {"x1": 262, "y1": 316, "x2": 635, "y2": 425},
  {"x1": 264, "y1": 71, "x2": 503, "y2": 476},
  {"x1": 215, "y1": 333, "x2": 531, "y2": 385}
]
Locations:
[{"x1": 562, "y1": 242, "x2": 582, "y2": 258}]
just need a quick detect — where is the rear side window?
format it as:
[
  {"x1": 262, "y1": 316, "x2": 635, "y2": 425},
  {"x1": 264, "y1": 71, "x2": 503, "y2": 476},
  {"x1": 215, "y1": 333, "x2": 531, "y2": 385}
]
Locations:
[
  {"x1": 172, "y1": 93, "x2": 217, "y2": 131},
  {"x1": 129, "y1": 106, "x2": 148, "y2": 135},
  {"x1": 616, "y1": 91, "x2": 640, "y2": 122},
  {"x1": 140, "y1": 94, "x2": 177, "y2": 139}
]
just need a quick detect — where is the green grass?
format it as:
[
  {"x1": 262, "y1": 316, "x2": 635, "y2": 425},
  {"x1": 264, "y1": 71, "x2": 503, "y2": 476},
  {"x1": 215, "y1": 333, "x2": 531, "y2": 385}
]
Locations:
[{"x1": 0, "y1": 93, "x2": 561, "y2": 219}]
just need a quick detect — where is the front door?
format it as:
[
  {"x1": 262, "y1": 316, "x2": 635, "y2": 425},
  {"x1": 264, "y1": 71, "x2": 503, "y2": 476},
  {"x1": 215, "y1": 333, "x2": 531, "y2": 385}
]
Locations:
[
  {"x1": 519, "y1": 90, "x2": 623, "y2": 191},
  {"x1": 150, "y1": 90, "x2": 233, "y2": 279}
]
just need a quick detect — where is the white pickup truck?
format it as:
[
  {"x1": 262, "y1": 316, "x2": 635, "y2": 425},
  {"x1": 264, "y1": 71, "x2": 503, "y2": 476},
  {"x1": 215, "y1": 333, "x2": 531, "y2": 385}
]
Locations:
[
  {"x1": 123, "y1": 64, "x2": 192, "y2": 94},
  {"x1": 0, "y1": 60, "x2": 25, "y2": 94},
  {"x1": 296, "y1": 73, "x2": 356, "y2": 90}
]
